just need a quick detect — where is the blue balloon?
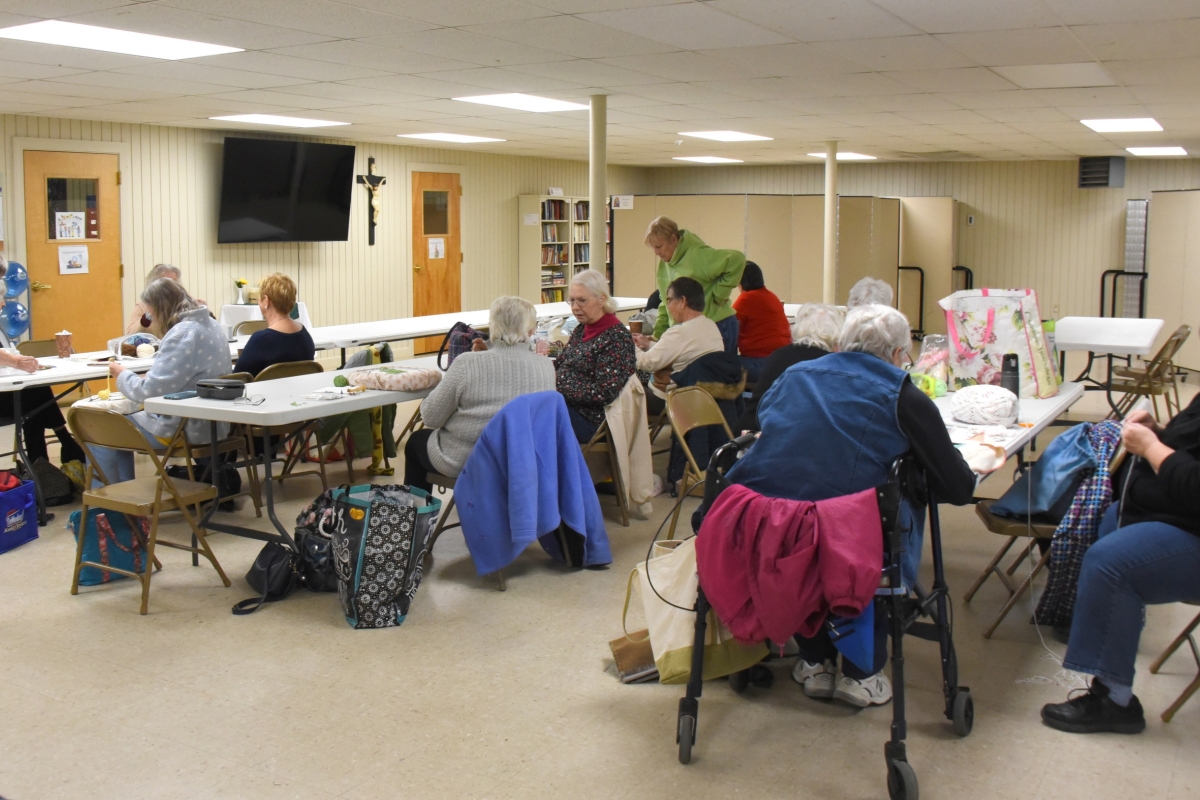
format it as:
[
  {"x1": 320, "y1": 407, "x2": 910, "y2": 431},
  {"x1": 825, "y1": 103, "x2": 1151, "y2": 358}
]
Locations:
[
  {"x1": 4, "y1": 262, "x2": 27, "y2": 299},
  {"x1": 0, "y1": 300, "x2": 29, "y2": 339}
]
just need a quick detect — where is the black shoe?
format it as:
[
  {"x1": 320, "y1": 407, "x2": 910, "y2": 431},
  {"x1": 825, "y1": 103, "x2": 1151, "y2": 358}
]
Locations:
[{"x1": 1041, "y1": 680, "x2": 1146, "y2": 734}]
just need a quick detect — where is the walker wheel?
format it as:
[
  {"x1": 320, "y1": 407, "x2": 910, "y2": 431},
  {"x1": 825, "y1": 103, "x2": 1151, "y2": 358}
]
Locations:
[
  {"x1": 729, "y1": 669, "x2": 750, "y2": 693},
  {"x1": 887, "y1": 760, "x2": 918, "y2": 800},
  {"x1": 677, "y1": 714, "x2": 696, "y2": 764},
  {"x1": 952, "y1": 689, "x2": 974, "y2": 737}
]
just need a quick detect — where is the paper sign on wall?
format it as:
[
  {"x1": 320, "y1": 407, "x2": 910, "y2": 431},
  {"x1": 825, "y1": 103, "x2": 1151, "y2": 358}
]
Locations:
[
  {"x1": 612, "y1": 195, "x2": 634, "y2": 209},
  {"x1": 56, "y1": 211, "x2": 85, "y2": 240},
  {"x1": 59, "y1": 245, "x2": 88, "y2": 275},
  {"x1": 523, "y1": 213, "x2": 538, "y2": 226},
  {"x1": 428, "y1": 238, "x2": 445, "y2": 259},
  {"x1": 548, "y1": 187, "x2": 564, "y2": 197}
]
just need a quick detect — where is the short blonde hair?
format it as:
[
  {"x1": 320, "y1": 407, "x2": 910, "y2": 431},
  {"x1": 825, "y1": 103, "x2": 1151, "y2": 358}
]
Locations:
[
  {"x1": 644, "y1": 215, "x2": 680, "y2": 245},
  {"x1": 259, "y1": 273, "x2": 297, "y2": 315},
  {"x1": 570, "y1": 269, "x2": 617, "y2": 314},
  {"x1": 489, "y1": 295, "x2": 537, "y2": 346},
  {"x1": 791, "y1": 304, "x2": 843, "y2": 351}
]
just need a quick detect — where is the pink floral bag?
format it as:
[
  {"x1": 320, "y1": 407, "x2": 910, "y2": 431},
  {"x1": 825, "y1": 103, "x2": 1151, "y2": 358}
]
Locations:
[{"x1": 939, "y1": 288, "x2": 1059, "y2": 399}]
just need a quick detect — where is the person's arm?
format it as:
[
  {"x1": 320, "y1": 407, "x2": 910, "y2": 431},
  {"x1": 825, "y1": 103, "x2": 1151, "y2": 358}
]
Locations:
[
  {"x1": 703, "y1": 250, "x2": 746, "y2": 313},
  {"x1": 419, "y1": 357, "x2": 465, "y2": 429},
  {"x1": 896, "y1": 380, "x2": 976, "y2": 505},
  {"x1": 652, "y1": 263, "x2": 670, "y2": 339},
  {"x1": 116, "y1": 328, "x2": 197, "y2": 401},
  {"x1": 636, "y1": 325, "x2": 685, "y2": 373},
  {"x1": 0, "y1": 351, "x2": 37, "y2": 373},
  {"x1": 1153, "y1": 452, "x2": 1200, "y2": 517}
]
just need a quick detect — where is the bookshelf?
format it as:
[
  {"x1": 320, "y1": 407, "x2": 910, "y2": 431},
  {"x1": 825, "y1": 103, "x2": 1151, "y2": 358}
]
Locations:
[{"x1": 518, "y1": 194, "x2": 614, "y2": 305}]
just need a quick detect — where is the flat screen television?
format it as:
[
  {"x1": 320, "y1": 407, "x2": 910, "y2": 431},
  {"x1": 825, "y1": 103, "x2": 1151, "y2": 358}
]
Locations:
[{"x1": 217, "y1": 137, "x2": 356, "y2": 243}]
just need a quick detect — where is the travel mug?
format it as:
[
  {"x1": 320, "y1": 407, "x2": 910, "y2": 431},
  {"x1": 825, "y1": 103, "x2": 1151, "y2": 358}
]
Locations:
[
  {"x1": 1000, "y1": 353, "x2": 1020, "y2": 397},
  {"x1": 55, "y1": 330, "x2": 73, "y2": 358}
]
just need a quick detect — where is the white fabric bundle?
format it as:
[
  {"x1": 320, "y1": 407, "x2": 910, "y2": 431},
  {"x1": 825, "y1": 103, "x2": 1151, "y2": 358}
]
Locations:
[{"x1": 951, "y1": 384, "x2": 1018, "y2": 427}]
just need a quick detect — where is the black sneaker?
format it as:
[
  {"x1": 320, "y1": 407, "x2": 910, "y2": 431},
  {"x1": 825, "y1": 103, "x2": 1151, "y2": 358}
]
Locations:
[{"x1": 1041, "y1": 680, "x2": 1146, "y2": 734}]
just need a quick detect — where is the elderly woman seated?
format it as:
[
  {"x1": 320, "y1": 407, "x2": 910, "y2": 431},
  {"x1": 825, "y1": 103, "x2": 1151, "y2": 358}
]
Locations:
[
  {"x1": 725, "y1": 304, "x2": 975, "y2": 707},
  {"x1": 847, "y1": 276, "x2": 894, "y2": 308},
  {"x1": 233, "y1": 273, "x2": 315, "y2": 377},
  {"x1": 738, "y1": 303, "x2": 842, "y2": 431},
  {"x1": 556, "y1": 269, "x2": 637, "y2": 444},
  {"x1": 404, "y1": 296, "x2": 556, "y2": 493},
  {"x1": 732, "y1": 261, "x2": 792, "y2": 383},
  {"x1": 1040, "y1": 403, "x2": 1200, "y2": 735},
  {"x1": 93, "y1": 279, "x2": 232, "y2": 483}
]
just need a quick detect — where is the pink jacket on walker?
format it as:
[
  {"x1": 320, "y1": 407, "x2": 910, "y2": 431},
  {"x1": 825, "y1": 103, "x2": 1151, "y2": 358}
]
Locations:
[{"x1": 694, "y1": 483, "x2": 883, "y2": 644}]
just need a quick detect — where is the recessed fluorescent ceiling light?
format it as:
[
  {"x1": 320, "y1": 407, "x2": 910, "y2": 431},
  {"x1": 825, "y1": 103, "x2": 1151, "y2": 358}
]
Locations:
[
  {"x1": 679, "y1": 130, "x2": 772, "y2": 142},
  {"x1": 673, "y1": 156, "x2": 743, "y2": 164},
  {"x1": 1082, "y1": 118, "x2": 1163, "y2": 132},
  {"x1": 807, "y1": 152, "x2": 877, "y2": 161},
  {"x1": 1127, "y1": 146, "x2": 1188, "y2": 156},
  {"x1": 0, "y1": 20, "x2": 241, "y2": 60},
  {"x1": 992, "y1": 62, "x2": 1115, "y2": 89},
  {"x1": 211, "y1": 114, "x2": 349, "y2": 128},
  {"x1": 399, "y1": 133, "x2": 505, "y2": 143},
  {"x1": 453, "y1": 93, "x2": 588, "y2": 112}
]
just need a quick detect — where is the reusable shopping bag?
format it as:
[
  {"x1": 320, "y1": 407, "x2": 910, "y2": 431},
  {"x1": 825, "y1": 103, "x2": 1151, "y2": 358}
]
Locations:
[
  {"x1": 67, "y1": 509, "x2": 148, "y2": 584},
  {"x1": 939, "y1": 288, "x2": 1059, "y2": 399},
  {"x1": 624, "y1": 537, "x2": 768, "y2": 685},
  {"x1": 0, "y1": 478, "x2": 37, "y2": 554},
  {"x1": 330, "y1": 484, "x2": 441, "y2": 629}
]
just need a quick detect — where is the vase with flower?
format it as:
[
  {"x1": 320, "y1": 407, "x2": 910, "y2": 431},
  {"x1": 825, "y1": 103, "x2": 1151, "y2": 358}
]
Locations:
[{"x1": 234, "y1": 277, "x2": 248, "y2": 304}]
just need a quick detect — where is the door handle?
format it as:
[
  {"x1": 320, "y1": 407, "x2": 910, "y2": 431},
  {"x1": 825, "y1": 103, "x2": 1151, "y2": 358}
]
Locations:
[
  {"x1": 31, "y1": 281, "x2": 52, "y2": 291},
  {"x1": 414, "y1": 262, "x2": 422, "y2": 271}
]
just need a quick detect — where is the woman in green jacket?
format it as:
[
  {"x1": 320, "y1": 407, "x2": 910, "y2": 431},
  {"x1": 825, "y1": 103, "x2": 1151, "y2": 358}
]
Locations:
[{"x1": 642, "y1": 216, "x2": 746, "y2": 355}]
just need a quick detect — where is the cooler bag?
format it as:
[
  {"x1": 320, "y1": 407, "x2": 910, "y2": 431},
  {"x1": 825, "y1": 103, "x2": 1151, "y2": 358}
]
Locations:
[
  {"x1": 67, "y1": 509, "x2": 149, "y2": 585},
  {"x1": 329, "y1": 484, "x2": 441, "y2": 629},
  {"x1": 0, "y1": 479, "x2": 37, "y2": 554}
]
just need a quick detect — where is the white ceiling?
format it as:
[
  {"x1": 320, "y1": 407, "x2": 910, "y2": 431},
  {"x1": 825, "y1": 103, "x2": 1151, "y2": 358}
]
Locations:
[{"x1": 0, "y1": 0, "x2": 1198, "y2": 164}]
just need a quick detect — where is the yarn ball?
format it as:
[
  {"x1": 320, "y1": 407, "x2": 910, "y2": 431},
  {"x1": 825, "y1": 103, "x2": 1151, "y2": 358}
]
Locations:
[
  {"x1": 135, "y1": 343, "x2": 156, "y2": 358},
  {"x1": 951, "y1": 384, "x2": 1018, "y2": 426}
]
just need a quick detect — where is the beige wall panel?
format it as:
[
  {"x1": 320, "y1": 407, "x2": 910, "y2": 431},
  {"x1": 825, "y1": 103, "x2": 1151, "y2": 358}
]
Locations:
[
  {"x1": 791, "y1": 195, "x2": 824, "y2": 304},
  {"x1": 612, "y1": 199, "x2": 657, "y2": 300},
  {"x1": 745, "y1": 195, "x2": 792, "y2": 301},
  {"x1": 899, "y1": 196, "x2": 957, "y2": 335},
  {"x1": 654, "y1": 194, "x2": 746, "y2": 252},
  {"x1": 1145, "y1": 191, "x2": 1192, "y2": 367},
  {"x1": 837, "y1": 197, "x2": 888, "y2": 305}
]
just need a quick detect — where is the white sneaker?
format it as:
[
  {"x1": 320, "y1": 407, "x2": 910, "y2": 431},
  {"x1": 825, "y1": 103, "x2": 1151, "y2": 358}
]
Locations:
[
  {"x1": 791, "y1": 659, "x2": 836, "y2": 698},
  {"x1": 834, "y1": 673, "x2": 893, "y2": 707}
]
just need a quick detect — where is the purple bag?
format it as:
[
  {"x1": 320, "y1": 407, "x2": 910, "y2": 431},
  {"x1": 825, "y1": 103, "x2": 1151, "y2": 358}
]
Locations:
[{"x1": 436, "y1": 321, "x2": 488, "y2": 371}]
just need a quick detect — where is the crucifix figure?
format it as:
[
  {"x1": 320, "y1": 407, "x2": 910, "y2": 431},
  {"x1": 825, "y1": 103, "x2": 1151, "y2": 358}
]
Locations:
[{"x1": 357, "y1": 157, "x2": 386, "y2": 245}]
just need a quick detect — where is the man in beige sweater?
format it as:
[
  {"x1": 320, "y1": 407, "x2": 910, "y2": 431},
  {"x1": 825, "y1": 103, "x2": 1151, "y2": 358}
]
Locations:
[{"x1": 633, "y1": 276, "x2": 724, "y2": 394}]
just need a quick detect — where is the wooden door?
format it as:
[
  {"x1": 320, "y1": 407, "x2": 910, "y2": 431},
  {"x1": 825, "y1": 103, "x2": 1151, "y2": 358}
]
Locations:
[
  {"x1": 412, "y1": 171, "x2": 461, "y2": 354},
  {"x1": 24, "y1": 151, "x2": 121, "y2": 352}
]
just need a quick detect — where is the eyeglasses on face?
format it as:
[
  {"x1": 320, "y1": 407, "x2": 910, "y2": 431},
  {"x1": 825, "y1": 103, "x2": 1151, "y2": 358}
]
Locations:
[{"x1": 567, "y1": 296, "x2": 594, "y2": 307}]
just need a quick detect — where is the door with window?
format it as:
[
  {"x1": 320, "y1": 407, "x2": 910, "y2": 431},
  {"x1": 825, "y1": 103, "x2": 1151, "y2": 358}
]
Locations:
[
  {"x1": 24, "y1": 151, "x2": 122, "y2": 351},
  {"x1": 412, "y1": 171, "x2": 461, "y2": 354}
]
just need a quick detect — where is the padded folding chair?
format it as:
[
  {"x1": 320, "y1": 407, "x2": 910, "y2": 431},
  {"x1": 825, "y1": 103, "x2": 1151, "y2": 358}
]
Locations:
[
  {"x1": 582, "y1": 418, "x2": 630, "y2": 527},
  {"x1": 664, "y1": 386, "x2": 733, "y2": 540},
  {"x1": 232, "y1": 319, "x2": 269, "y2": 337},
  {"x1": 1109, "y1": 325, "x2": 1191, "y2": 419},
  {"x1": 1149, "y1": 602, "x2": 1200, "y2": 722},
  {"x1": 67, "y1": 406, "x2": 230, "y2": 615}
]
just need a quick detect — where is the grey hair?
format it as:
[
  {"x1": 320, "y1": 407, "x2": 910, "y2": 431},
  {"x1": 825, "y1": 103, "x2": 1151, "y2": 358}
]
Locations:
[
  {"x1": 847, "y1": 277, "x2": 893, "y2": 308},
  {"x1": 839, "y1": 304, "x2": 911, "y2": 362},
  {"x1": 146, "y1": 263, "x2": 181, "y2": 283},
  {"x1": 570, "y1": 269, "x2": 617, "y2": 314},
  {"x1": 141, "y1": 277, "x2": 199, "y2": 334},
  {"x1": 791, "y1": 303, "x2": 843, "y2": 351},
  {"x1": 489, "y1": 295, "x2": 537, "y2": 346}
]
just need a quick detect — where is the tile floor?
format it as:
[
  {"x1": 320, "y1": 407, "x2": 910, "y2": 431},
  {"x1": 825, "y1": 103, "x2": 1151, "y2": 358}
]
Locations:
[{"x1": 2, "y1": 393, "x2": 1199, "y2": 800}]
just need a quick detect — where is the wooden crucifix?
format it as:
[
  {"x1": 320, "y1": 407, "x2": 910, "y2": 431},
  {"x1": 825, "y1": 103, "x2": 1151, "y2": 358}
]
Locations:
[{"x1": 357, "y1": 157, "x2": 386, "y2": 245}]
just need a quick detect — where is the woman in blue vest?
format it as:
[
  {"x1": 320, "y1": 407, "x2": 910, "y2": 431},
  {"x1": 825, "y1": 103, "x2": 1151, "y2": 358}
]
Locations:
[{"x1": 725, "y1": 304, "x2": 975, "y2": 708}]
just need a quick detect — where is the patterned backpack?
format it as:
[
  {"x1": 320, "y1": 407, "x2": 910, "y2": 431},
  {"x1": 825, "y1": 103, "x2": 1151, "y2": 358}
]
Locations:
[{"x1": 328, "y1": 484, "x2": 441, "y2": 629}]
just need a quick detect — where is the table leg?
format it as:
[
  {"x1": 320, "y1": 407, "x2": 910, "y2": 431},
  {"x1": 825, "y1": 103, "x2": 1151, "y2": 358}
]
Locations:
[
  {"x1": 258, "y1": 428, "x2": 292, "y2": 544},
  {"x1": 196, "y1": 422, "x2": 296, "y2": 550},
  {"x1": 12, "y1": 390, "x2": 50, "y2": 526}
]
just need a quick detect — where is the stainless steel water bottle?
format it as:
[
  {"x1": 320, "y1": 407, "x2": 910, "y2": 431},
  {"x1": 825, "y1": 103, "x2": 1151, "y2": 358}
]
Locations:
[{"x1": 1000, "y1": 353, "x2": 1020, "y2": 396}]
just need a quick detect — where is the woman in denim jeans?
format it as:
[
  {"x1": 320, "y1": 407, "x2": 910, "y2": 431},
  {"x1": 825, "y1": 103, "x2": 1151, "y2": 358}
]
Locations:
[{"x1": 1042, "y1": 402, "x2": 1200, "y2": 734}]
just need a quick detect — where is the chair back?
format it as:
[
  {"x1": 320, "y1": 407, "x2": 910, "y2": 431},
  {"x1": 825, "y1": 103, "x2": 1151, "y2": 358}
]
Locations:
[
  {"x1": 17, "y1": 339, "x2": 58, "y2": 357},
  {"x1": 220, "y1": 372, "x2": 253, "y2": 383},
  {"x1": 68, "y1": 406, "x2": 161, "y2": 453},
  {"x1": 254, "y1": 360, "x2": 323, "y2": 382},
  {"x1": 667, "y1": 386, "x2": 733, "y2": 441},
  {"x1": 1146, "y1": 325, "x2": 1192, "y2": 379},
  {"x1": 233, "y1": 319, "x2": 269, "y2": 337}
]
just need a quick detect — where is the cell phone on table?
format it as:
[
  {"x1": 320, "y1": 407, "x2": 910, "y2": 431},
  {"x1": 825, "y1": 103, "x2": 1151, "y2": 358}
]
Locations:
[{"x1": 163, "y1": 390, "x2": 197, "y2": 400}]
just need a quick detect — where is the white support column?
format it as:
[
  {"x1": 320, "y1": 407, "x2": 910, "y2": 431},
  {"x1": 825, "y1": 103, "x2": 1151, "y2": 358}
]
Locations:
[
  {"x1": 589, "y1": 95, "x2": 607, "y2": 282},
  {"x1": 823, "y1": 141, "x2": 838, "y2": 304}
]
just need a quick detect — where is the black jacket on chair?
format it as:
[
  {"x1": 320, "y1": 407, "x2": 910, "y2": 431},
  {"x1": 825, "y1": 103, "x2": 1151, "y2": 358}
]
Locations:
[{"x1": 666, "y1": 351, "x2": 747, "y2": 484}]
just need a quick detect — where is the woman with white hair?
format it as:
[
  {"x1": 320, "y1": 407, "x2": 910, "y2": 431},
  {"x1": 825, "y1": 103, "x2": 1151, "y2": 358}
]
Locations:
[
  {"x1": 737, "y1": 303, "x2": 842, "y2": 431},
  {"x1": 404, "y1": 295, "x2": 555, "y2": 492},
  {"x1": 847, "y1": 276, "x2": 894, "y2": 308},
  {"x1": 556, "y1": 269, "x2": 637, "y2": 443},
  {"x1": 725, "y1": 304, "x2": 974, "y2": 708}
]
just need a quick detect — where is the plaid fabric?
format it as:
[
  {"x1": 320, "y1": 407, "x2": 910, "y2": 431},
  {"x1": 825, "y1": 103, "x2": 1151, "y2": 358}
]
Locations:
[{"x1": 1035, "y1": 420, "x2": 1123, "y2": 628}]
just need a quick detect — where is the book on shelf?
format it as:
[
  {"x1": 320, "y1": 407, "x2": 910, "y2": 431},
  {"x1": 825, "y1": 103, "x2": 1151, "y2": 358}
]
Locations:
[
  {"x1": 542, "y1": 287, "x2": 566, "y2": 302},
  {"x1": 541, "y1": 245, "x2": 568, "y2": 266},
  {"x1": 541, "y1": 199, "x2": 566, "y2": 220},
  {"x1": 542, "y1": 223, "x2": 559, "y2": 242},
  {"x1": 574, "y1": 242, "x2": 590, "y2": 264},
  {"x1": 574, "y1": 200, "x2": 589, "y2": 221},
  {"x1": 573, "y1": 222, "x2": 588, "y2": 241}
]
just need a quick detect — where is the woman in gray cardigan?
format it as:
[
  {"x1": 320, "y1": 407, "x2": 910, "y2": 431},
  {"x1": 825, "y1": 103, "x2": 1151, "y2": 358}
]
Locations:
[{"x1": 404, "y1": 296, "x2": 556, "y2": 492}]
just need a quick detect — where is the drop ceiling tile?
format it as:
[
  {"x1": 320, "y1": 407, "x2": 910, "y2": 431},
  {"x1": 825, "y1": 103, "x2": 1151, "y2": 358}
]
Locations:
[
  {"x1": 933, "y1": 122, "x2": 1021, "y2": 136},
  {"x1": 812, "y1": 35, "x2": 975, "y2": 71},
  {"x1": 899, "y1": 109, "x2": 993, "y2": 124},
  {"x1": 597, "y1": 51, "x2": 766, "y2": 82},
  {"x1": 1041, "y1": 0, "x2": 1200, "y2": 25},
  {"x1": 823, "y1": 111, "x2": 915, "y2": 127},
  {"x1": 66, "y1": 4, "x2": 333, "y2": 50},
  {"x1": 689, "y1": 77, "x2": 800, "y2": 102},
  {"x1": 778, "y1": 72, "x2": 920, "y2": 99},
  {"x1": 974, "y1": 107, "x2": 1071, "y2": 123},
  {"x1": 51, "y1": 104, "x2": 195, "y2": 124},
  {"x1": 160, "y1": 0, "x2": 435, "y2": 39},
  {"x1": 992, "y1": 62, "x2": 1116, "y2": 89},
  {"x1": 317, "y1": 103, "x2": 460, "y2": 121},
  {"x1": 335, "y1": 73, "x2": 498, "y2": 99},
  {"x1": 0, "y1": 87, "x2": 114, "y2": 107},
  {"x1": 359, "y1": 29, "x2": 567, "y2": 68},
  {"x1": 889, "y1": 67, "x2": 1017, "y2": 92},
  {"x1": 872, "y1": 0, "x2": 1059, "y2": 33},
  {"x1": 149, "y1": 94, "x2": 301, "y2": 114},
  {"x1": 0, "y1": 39, "x2": 154, "y2": 71},
  {"x1": 2, "y1": 79, "x2": 175, "y2": 103},
  {"x1": 697, "y1": 43, "x2": 864, "y2": 77},
  {"x1": 269, "y1": 82, "x2": 429, "y2": 105},
  {"x1": 113, "y1": 62, "x2": 309, "y2": 91},
  {"x1": 935, "y1": 28, "x2": 1094, "y2": 66},
  {"x1": 1105, "y1": 58, "x2": 1200, "y2": 86},
  {"x1": 1129, "y1": 84, "x2": 1200, "y2": 104},
  {"x1": 505, "y1": 59, "x2": 665, "y2": 87},
  {"x1": 934, "y1": 90, "x2": 1049, "y2": 109},
  {"x1": 0, "y1": 59, "x2": 89, "y2": 81},
  {"x1": 49, "y1": 71, "x2": 231, "y2": 97},
  {"x1": 1147, "y1": 104, "x2": 1200, "y2": 120},
  {"x1": 335, "y1": 0, "x2": 554, "y2": 27},
  {"x1": 624, "y1": 82, "x2": 746, "y2": 105},
  {"x1": 412, "y1": 67, "x2": 586, "y2": 94},
  {"x1": 0, "y1": 99, "x2": 84, "y2": 115},
  {"x1": 1070, "y1": 20, "x2": 1200, "y2": 61},
  {"x1": 580, "y1": 4, "x2": 791, "y2": 50},
  {"x1": 191, "y1": 51, "x2": 394, "y2": 82},
  {"x1": 1008, "y1": 120, "x2": 1100, "y2": 135},
  {"x1": 266, "y1": 41, "x2": 472, "y2": 74},
  {"x1": 709, "y1": 0, "x2": 920, "y2": 42},
  {"x1": 8, "y1": 1, "x2": 138, "y2": 16},
  {"x1": 202, "y1": 89, "x2": 368, "y2": 111},
  {"x1": 685, "y1": 99, "x2": 791, "y2": 117},
  {"x1": 620, "y1": 104, "x2": 725, "y2": 121},
  {"x1": 462, "y1": 16, "x2": 677, "y2": 59},
  {"x1": 1031, "y1": 86, "x2": 1140, "y2": 106}
]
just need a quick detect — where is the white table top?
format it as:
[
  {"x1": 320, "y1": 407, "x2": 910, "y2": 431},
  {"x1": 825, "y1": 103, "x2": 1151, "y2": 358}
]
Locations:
[
  {"x1": 933, "y1": 381, "x2": 1085, "y2": 460},
  {"x1": 142, "y1": 366, "x2": 435, "y2": 426},
  {"x1": 0, "y1": 352, "x2": 156, "y2": 393},
  {"x1": 1054, "y1": 317, "x2": 1164, "y2": 357}
]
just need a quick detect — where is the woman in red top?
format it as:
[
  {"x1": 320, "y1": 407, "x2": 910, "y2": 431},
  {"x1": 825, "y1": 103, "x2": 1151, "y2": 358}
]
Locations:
[{"x1": 732, "y1": 262, "x2": 793, "y2": 382}]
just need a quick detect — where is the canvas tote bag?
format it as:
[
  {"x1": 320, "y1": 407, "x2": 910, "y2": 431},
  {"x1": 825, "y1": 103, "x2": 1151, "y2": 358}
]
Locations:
[
  {"x1": 623, "y1": 538, "x2": 767, "y2": 685},
  {"x1": 939, "y1": 288, "x2": 1059, "y2": 399}
]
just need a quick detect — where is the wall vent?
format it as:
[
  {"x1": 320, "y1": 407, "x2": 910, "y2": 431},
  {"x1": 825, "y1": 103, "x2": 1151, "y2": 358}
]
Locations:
[{"x1": 1079, "y1": 156, "x2": 1126, "y2": 188}]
